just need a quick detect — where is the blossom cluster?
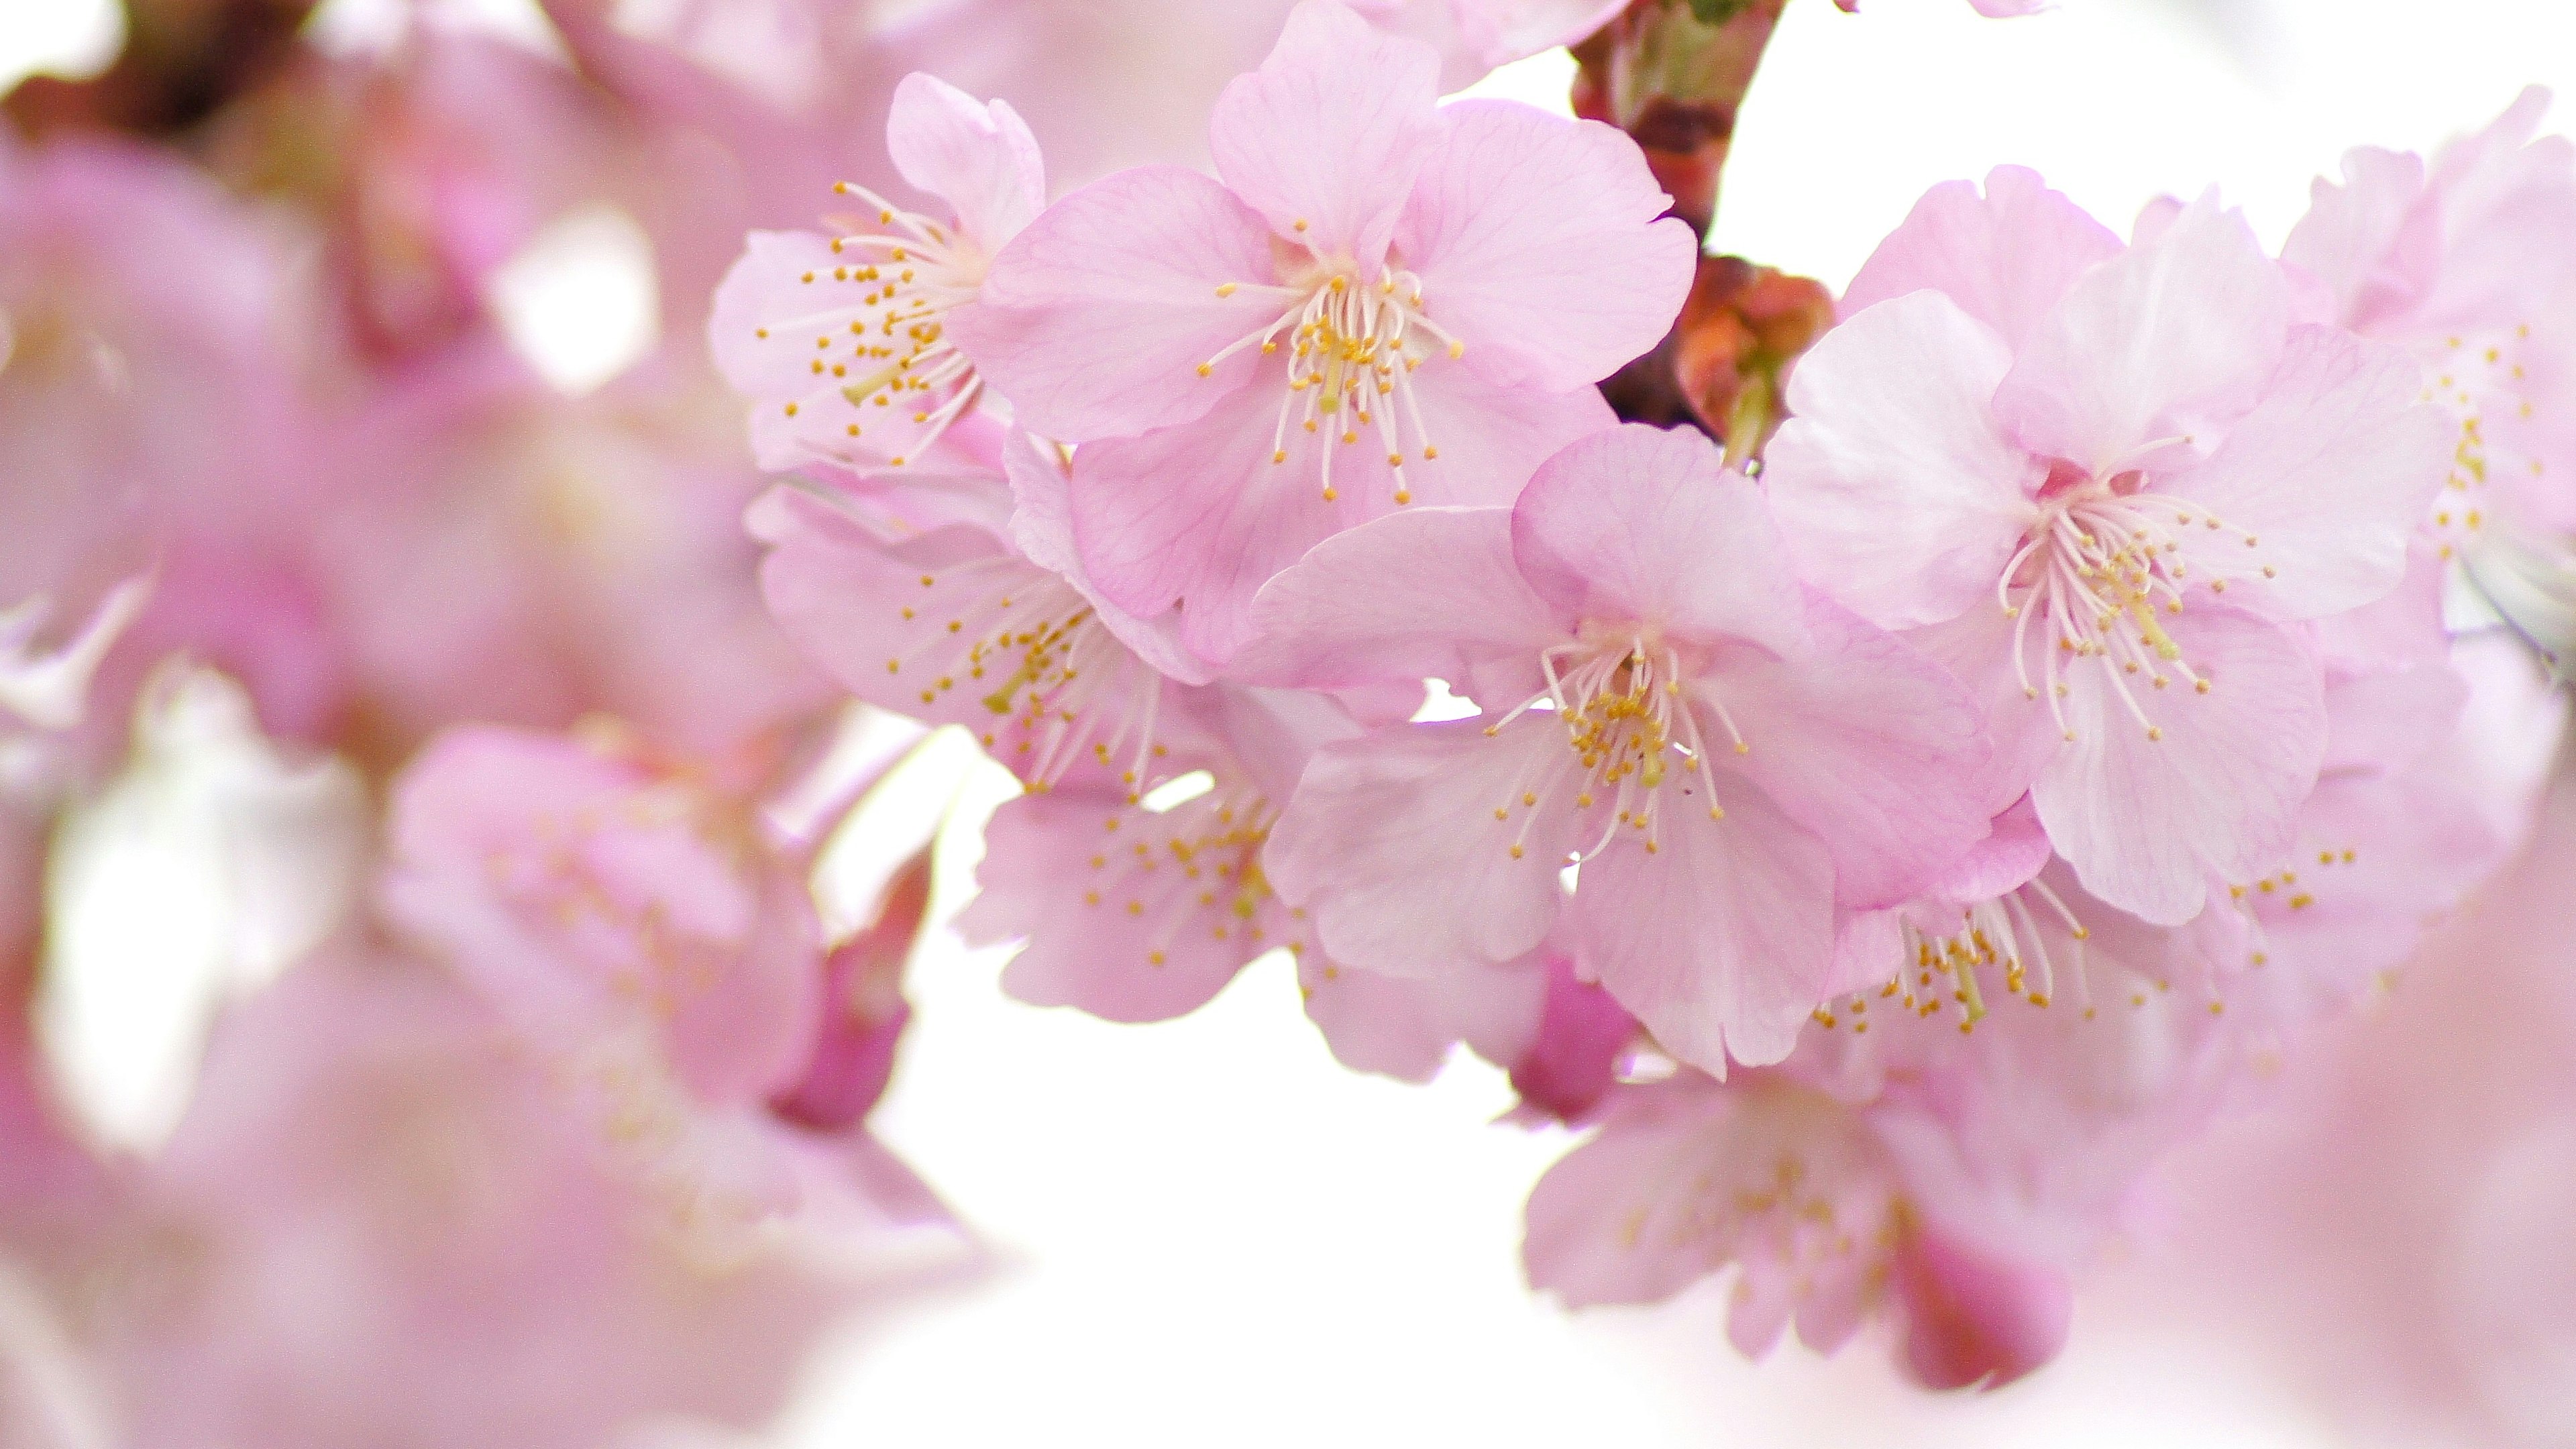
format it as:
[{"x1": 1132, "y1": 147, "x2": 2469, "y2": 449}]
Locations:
[
  {"x1": 1, "y1": 0, "x2": 2573, "y2": 1440},
  {"x1": 715, "y1": 0, "x2": 2576, "y2": 1393}
]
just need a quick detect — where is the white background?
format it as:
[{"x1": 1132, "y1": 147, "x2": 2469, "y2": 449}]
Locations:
[{"x1": 8, "y1": 1, "x2": 2576, "y2": 1445}]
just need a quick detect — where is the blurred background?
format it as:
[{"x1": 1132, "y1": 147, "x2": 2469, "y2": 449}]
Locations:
[{"x1": 5, "y1": 1, "x2": 2575, "y2": 1446}]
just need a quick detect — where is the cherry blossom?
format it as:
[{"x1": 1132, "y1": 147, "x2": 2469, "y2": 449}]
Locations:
[
  {"x1": 1248, "y1": 424, "x2": 1992, "y2": 1072},
  {"x1": 1767, "y1": 172, "x2": 2453, "y2": 925},
  {"x1": 951, "y1": 0, "x2": 1695, "y2": 661}
]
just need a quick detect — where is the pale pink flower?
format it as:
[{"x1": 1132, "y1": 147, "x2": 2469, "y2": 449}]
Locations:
[
  {"x1": 710, "y1": 72, "x2": 1044, "y2": 477},
  {"x1": 2285, "y1": 87, "x2": 2576, "y2": 549},
  {"x1": 1246, "y1": 424, "x2": 1992, "y2": 1073},
  {"x1": 960, "y1": 678, "x2": 1549, "y2": 1079},
  {"x1": 950, "y1": 0, "x2": 1695, "y2": 661},
  {"x1": 753, "y1": 431, "x2": 1210, "y2": 794},
  {"x1": 1766, "y1": 170, "x2": 2453, "y2": 925},
  {"x1": 1523, "y1": 1072, "x2": 2074, "y2": 1389},
  {"x1": 382, "y1": 726, "x2": 945, "y2": 1243},
  {"x1": 15, "y1": 953, "x2": 912, "y2": 1449}
]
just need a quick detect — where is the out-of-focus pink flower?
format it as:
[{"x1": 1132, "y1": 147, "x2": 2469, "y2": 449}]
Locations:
[
  {"x1": 13, "y1": 953, "x2": 906, "y2": 1449},
  {"x1": 382, "y1": 725, "x2": 944, "y2": 1244},
  {"x1": 1767, "y1": 169, "x2": 2452, "y2": 926},
  {"x1": 1247, "y1": 424, "x2": 1991, "y2": 1073},
  {"x1": 710, "y1": 72, "x2": 1043, "y2": 476},
  {"x1": 952, "y1": 0, "x2": 1693, "y2": 661},
  {"x1": 2284, "y1": 87, "x2": 2576, "y2": 549},
  {"x1": 0, "y1": 132, "x2": 324, "y2": 750},
  {"x1": 317, "y1": 350, "x2": 830, "y2": 767},
  {"x1": 1524, "y1": 1072, "x2": 2073, "y2": 1388}
]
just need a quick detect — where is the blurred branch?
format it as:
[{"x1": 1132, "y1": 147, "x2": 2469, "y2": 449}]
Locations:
[{"x1": 6, "y1": 0, "x2": 319, "y2": 140}]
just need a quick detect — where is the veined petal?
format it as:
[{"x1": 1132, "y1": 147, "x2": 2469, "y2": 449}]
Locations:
[
  {"x1": 949, "y1": 166, "x2": 1289, "y2": 441},
  {"x1": 1395, "y1": 100, "x2": 1694, "y2": 392},
  {"x1": 1234, "y1": 505, "x2": 1568, "y2": 690},
  {"x1": 1842, "y1": 166, "x2": 2122, "y2": 352},
  {"x1": 885, "y1": 72, "x2": 1046, "y2": 253},
  {"x1": 1210, "y1": 0, "x2": 1444, "y2": 272},
  {"x1": 965, "y1": 775, "x2": 1268, "y2": 1022},
  {"x1": 1707, "y1": 599, "x2": 1994, "y2": 909},
  {"x1": 1996, "y1": 197, "x2": 2293, "y2": 472},
  {"x1": 1069, "y1": 356, "x2": 1605, "y2": 665},
  {"x1": 1265, "y1": 715, "x2": 1581, "y2": 975},
  {"x1": 1769, "y1": 291, "x2": 2042, "y2": 629},
  {"x1": 1002, "y1": 432, "x2": 1214, "y2": 685},
  {"x1": 2159, "y1": 325, "x2": 2452, "y2": 621},
  {"x1": 1574, "y1": 769, "x2": 1839, "y2": 1074},
  {"x1": 2033, "y1": 608, "x2": 2326, "y2": 924},
  {"x1": 1512, "y1": 424, "x2": 1813, "y2": 657}
]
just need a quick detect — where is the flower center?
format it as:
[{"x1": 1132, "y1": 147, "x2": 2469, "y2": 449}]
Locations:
[
  {"x1": 766, "y1": 181, "x2": 988, "y2": 466},
  {"x1": 1081, "y1": 778, "x2": 1305, "y2": 967},
  {"x1": 1203, "y1": 251, "x2": 1464, "y2": 506},
  {"x1": 886, "y1": 563, "x2": 1167, "y2": 795},
  {"x1": 2001, "y1": 464, "x2": 2272, "y2": 744},
  {"x1": 1485, "y1": 629, "x2": 1751, "y2": 861},
  {"x1": 2425, "y1": 324, "x2": 2542, "y2": 555}
]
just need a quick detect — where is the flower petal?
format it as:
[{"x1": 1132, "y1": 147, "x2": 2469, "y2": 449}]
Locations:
[
  {"x1": 963, "y1": 776, "x2": 1263, "y2": 1022},
  {"x1": 2159, "y1": 325, "x2": 2452, "y2": 621},
  {"x1": 1842, "y1": 166, "x2": 2122, "y2": 353},
  {"x1": 1210, "y1": 0, "x2": 1443, "y2": 271},
  {"x1": 1265, "y1": 715, "x2": 1581, "y2": 975},
  {"x1": 1512, "y1": 424, "x2": 1811, "y2": 656},
  {"x1": 885, "y1": 72, "x2": 1047, "y2": 252},
  {"x1": 1070, "y1": 357, "x2": 1605, "y2": 664},
  {"x1": 1573, "y1": 769, "x2": 1839, "y2": 1073},
  {"x1": 949, "y1": 165, "x2": 1288, "y2": 441},
  {"x1": 1995, "y1": 197, "x2": 2293, "y2": 472},
  {"x1": 2033, "y1": 608, "x2": 2326, "y2": 924},
  {"x1": 1768, "y1": 291, "x2": 2041, "y2": 629},
  {"x1": 1707, "y1": 598, "x2": 1994, "y2": 908},
  {"x1": 1396, "y1": 100, "x2": 1694, "y2": 392},
  {"x1": 1233, "y1": 504, "x2": 1566, "y2": 690}
]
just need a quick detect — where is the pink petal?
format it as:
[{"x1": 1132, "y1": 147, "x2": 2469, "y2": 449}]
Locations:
[
  {"x1": 2032, "y1": 608, "x2": 2326, "y2": 924},
  {"x1": 1707, "y1": 598, "x2": 1994, "y2": 908},
  {"x1": 1001, "y1": 431, "x2": 1214, "y2": 685},
  {"x1": 1891, "y1": 1226, "x2": 2074, "y2": 1391},
  {"x1": 1071, "y1": 357, "x2": 1607, "y2": 664},
  {"x1": 1265, "y1": 716, "x2": 1580, "y2": 975},
  {"x1": 1210, "y1": 0, "x2": 1443, "y2": 272},
  {"x1": 964, "y1": 778, "x2": 1258, "y2": 1022},
  {"x1": 2159, "y1": 325, "x2": 2453, "y2": 621},
  {"x1": 1523, "y1": 1093, "x2": 1724, "y2": 1308},
  {"x1": 1996, "y1": 197, "x2": 2294, "y2": 472},
  {"x1": 1511, "y1": 424, "x2": 1812, "y2": 656},
  {"x1": 1299, "y1": 951, "x2": 1546, "y2": 1083},
  {"x1": 948, "y1": 165, "x2": 1289, "y2": 441},
  {"x1": 1841, "y1": 166, "x2": 2121, "y2": 352},
  {"x1": 1232, "y1": 504, "x2": 1566, "y2": 690},
  {"x1": 1396, "y1": 100, "x2": 1695, "y2": 392},
  {"x1": 2281, "y1": 144, "x2": 2436, "y2": 330},
  {"x1": 884, "y1": 72, "x2": 1046, "y2": 253},
  {"x1": 1509, "y1": 950, "x2": 1640, "y2": 1123},
  {"x1": 1768, "y1": 291, "x2": 2042, "y2": 629},
  {"x1": 1572, "y1": 769, "x2": 1839, "y2": 1073}
]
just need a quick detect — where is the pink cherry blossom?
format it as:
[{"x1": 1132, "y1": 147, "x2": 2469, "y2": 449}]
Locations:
[
  {"x1": 2284, "y1": 87, "x2": 2576, "y2": 552},
  {"x1": 958, "y1": 665, "x2": 1549, "y2": 1079},
  {"x1": 382, "y1": 725, "x2": 946, "y2": 1244},
  {"x1": 753, "y1": 430, "x2": 1211, "y2": 794},
  {"x1": 1523, "y1": 1072, "x2": 2074, "y2": 1388},
  {"x1": 949, "y1": 0, "x2": 1695, "y2": 661},
  {"x1": 9, "y1": 951, "x2": 926, "y2": 1449},
  {"x1": 710, "y1": 72, "x2": 1044, "y2": 476},
  {"x1": 1767, "y1": 171, "x2": 2453, "y2": 926},
  {"x1": 1246, "y1": 424, "x2": 1992, "y2": 1073}
]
